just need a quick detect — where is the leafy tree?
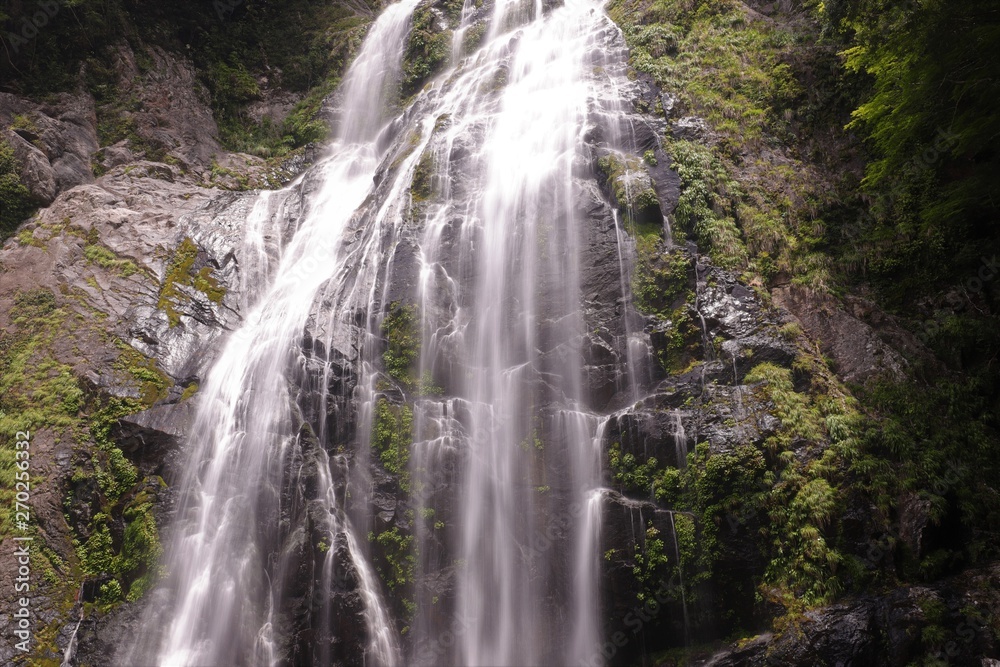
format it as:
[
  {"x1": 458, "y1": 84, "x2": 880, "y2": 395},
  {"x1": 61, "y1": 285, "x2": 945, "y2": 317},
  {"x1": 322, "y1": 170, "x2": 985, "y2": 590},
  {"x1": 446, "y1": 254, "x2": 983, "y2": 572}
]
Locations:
[{"x1": 835, "y1": 0, "x2": 1000, "y2": 293}]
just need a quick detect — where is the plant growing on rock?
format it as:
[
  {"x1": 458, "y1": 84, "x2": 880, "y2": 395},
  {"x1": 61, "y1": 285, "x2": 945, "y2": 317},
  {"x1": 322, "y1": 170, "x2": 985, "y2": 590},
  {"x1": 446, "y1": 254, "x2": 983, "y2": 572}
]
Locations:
[
  {"x1": 0, "y1": 138, "x2": 34, "y2": 241},
  {"x1": 381, "y1": 302, "x2": 421, "y2": 385},
  {"x1": 158, "y1": 238, "x2": 226, "y2": 327},
  {"x1": 401, "y1": 6, "x2": 452, "y2": 98},
  {"x1": 373, "y1": 397, "x2": 414, "y2": 490}
]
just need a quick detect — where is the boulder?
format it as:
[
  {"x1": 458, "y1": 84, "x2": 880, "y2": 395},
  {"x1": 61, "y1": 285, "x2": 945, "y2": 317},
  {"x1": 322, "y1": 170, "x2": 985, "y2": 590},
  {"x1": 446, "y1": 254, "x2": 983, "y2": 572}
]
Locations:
[{"x1": 773, "y1": 285, "x2": 909, "y2": 384}]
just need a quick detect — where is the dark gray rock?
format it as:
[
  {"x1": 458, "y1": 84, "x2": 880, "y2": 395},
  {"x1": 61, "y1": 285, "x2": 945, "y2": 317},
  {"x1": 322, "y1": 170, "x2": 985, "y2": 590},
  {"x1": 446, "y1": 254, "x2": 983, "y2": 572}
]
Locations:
[
  {"x1": 673, "y1": 116, "x2": 710, "y2": 140},
  {"x1": 898, "y1": 491, "x2": 934, "y2": 565},
  {"x1": 774, "y1": 285, "x2": 908, "y2": 384},
  {"x1": 4, "y1": 130, "x2": 56, "y2": 203},
  {"x1": 598, "y1": 492, "x2": 692, "y2": 664},
  {"x1": 105, "y1": 44, "x2": 222, "y2": 169},
  {"x1": 700, "y1": 563, "x2": 1000, "y2": 667}
]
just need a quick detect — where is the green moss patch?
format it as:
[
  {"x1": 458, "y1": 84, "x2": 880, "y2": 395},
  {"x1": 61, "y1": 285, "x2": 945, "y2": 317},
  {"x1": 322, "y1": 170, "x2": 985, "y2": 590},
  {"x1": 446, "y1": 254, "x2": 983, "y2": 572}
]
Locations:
[
  {"x1": 402, "y1": 5, "x2": 452, "y2": 98},
  {"x1": 372, "y1": 398, "x2": 414, "y2": 490},
  {"x1": 1, "y1": 138, "x2": 35, "y2": 242},
  {"x1": 0, "y1": 286, "x2": 166, "y2": 633},
  {"x1": 598, "y1": 153, "x2": 662, "y2": 228},
  {"x1": 83, "y1": 243, "x2": 141, "y2": 278},
  {"x1": 381, "y1": 302, "x2": 421, "y2": 385},
  {"x1": 607, "y1": 0, "x2": 838, "y2": 288},
  {"x1": 157, "y1": 237, "x2": 226, "y2": 327}
]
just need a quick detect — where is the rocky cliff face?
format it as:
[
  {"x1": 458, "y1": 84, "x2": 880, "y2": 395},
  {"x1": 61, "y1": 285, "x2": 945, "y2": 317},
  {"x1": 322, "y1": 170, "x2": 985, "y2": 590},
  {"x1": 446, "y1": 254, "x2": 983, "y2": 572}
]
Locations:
[
  {"x1": 0, "y1": 43, "x2": 283, "y2": 664},
  {"x1": 0, "y1": 2, "x2": 998, "y2": 666}
]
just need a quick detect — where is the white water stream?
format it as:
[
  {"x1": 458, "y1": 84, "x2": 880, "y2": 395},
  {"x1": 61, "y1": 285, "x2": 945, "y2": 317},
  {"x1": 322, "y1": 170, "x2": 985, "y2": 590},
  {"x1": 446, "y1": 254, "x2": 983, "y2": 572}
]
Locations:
[{"x1": 125, "y1": 0, "x2": 662, "y2": 663}]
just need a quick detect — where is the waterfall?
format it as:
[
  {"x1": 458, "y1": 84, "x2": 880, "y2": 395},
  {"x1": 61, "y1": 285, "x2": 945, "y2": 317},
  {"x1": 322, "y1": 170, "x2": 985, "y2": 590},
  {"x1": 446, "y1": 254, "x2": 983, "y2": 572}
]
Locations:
[
  {"x1": 667, "y1": 511, "x2": 690, "y2": 647},
  {"x1": 127, "y1": 0, "x2": 660, "y2": 663},
  {"x1": 124, "y1": 2, "x2": 419, "y2": 664},
  {"x1": 402, "y1": 0, "x2": 652, "y2": 662},
  {"x1": 673, "y1": 409, "x2": 687, "y2": 469},
  {"x1": 59, "y1": 604, "x2": 83, "y2": 667}
]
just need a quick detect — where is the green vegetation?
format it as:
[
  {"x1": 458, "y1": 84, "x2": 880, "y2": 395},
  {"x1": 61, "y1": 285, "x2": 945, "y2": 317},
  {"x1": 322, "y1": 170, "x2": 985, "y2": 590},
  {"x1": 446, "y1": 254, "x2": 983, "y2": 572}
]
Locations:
[
  {"x1": 200, "y1": 5, "x2": 372, "y2": 155},
  {"x1": 410, "y1": 149, "x2": 436, "y2": 201},
  {"x1": 0, "y1": 289, "x2": 84, "y2": 540},
  {"x1": 369, "y1": 523, "x2": 418, "y2": 623},
  {"x1": 0, "y1": 0, "x2": 996, "y2": 659},
  {"x1": 604, "y1": 0, "x2": 1000, "y2": 642},
  {"x1": 74, "y1": 491, "x2": 163, "y2": 607},
  {"x1": 820, "y1": 3, "x2": 1000, "y2": 576},
  {"x1": 663, "y1": 442, "x2": 768, "y2": 619},
  {"x1": 0, "y1": 290, "x2": 84, "y2": 434},
  {"x1": 71, "y1": 394, "x2": 165, "y2": 609},
  {"x1": 372, "y1": 398, "x2": 414, "y2": 489},
  {"x1": 209, "y1": 160, "x2": 252, "y2": 191},
  {"x1": 1, "y1": 138, "x2": 35, "y2": 241},
  {"x1": 597, "y1": 153, "x2": 662, "y2": 228},
  {"x1": 744, "y1": 361, "x2": 844, "y2": 605},
  {"x1": 462, "y1": 21, "x2": 487, "y2": 53},
  {"x1": 743, "y1": 362, "x2": 824, "y2": 451},
  {"x1": 655, "y1": 304, "x2": 702, "y2": 375},
  {"x1": 83, "y1": 243, "x2": 140, "y2": 277},
  {"x1": 0, "y1": 284, "x2": 164, "y2": 638},
  {"x1": 632, "y1": 242, "x2": 689, "y2": 316},
  {"x1": 608, "y1": 440, "x2": 677, "y2": 503},
  {"x1": 668, "y1": 140, "x2": 747, "y2": 271},
  {"x1": 607, "y1": 0, "x2": 835, "y2": 288},
  {"x1": 609, "y1": 347, "x2": 880, "y2": 629},
  {"x1": 89, "y1": 396, "x2": 143, "y2": 496},
  {"x1": 647, "y1": 346, "x2": 991, "y2": 627},
  {"x1": 10, "y1": 113, "x2": 40, "y2": 137},
  {"x1": 633, "y1": 522, "x2": 670, "y2": 603},
  {"x1": 157, "y1": 237, "x2": 226, "y2": 327},
  {"x1": 1, "y1": 0, "x2": 376, "y2": 159},
  {"x1": 381, "y1": 302, "x2": 421, "y2": 385},
  {"x1": 74, "y1": 394, "x2": 167, "y2": 606},
  {"x1": 119, "y1": 491, "x2": 164, "y2": 601},
  {"x1": 615, "y1": 188, "x2": 701, "y2": 375},
  {"x1": 371, "y1": 526, "x2": 416, "y2": 592},
  {"x1": 845, "y1": 377, "x2": 1000, "y2": 581},
  {"x1": 833, "y1": 0, "x2": 1000, "y2": 302},
  {"x1": 401, "y1": 5, "x2": 452, "y2": 98},
  {"x1": 180, "y1": 382, "x2": 199, "y2": 401}
]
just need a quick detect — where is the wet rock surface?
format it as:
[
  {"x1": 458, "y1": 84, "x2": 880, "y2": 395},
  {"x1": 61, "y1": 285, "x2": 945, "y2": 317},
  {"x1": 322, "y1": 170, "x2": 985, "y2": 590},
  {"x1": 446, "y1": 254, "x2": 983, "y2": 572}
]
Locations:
[
  {"x1": 700, "y1": 564, "x2": 1000, "y2": 666},
  {"x1": 1, "y1": 3, "x2": 997, "y2": 666},
  {"x1": 0, "y1": 91, "x2": 99, "y2": 204},
  {"x1": 0, "y1": 57, "x2": 280, "y2": 662},
  {"x1": 773, "y1": 284, "x2": 910, "y2": 384}
]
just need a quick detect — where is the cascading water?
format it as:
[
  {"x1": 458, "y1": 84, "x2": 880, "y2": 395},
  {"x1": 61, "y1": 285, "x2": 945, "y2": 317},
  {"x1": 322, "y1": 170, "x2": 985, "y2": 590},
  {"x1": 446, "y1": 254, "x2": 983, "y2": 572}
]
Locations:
[
  {"x1": 400, "y1": 0, "x2": 658, "y2": 662},
  {"x1": 123, "y1": 3, "x2": 418, "y2": 664},
  {"x1": 673, "y1": 409, "x2": 687, "y2": 469},
  {"x1": 126, "y1": 0, "x2": 664, "y2": 663}
]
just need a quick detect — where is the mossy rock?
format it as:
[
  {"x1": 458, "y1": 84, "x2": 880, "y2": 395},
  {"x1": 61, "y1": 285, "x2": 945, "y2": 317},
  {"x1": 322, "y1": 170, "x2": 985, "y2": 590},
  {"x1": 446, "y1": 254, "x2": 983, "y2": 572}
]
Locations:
[
  {"x1": 1, "y1": 138, "x2": 36, "y2": 241},
  {"x1": 401, "y1": 5, "x2": 453, "y2": 98},
  {"x1": 597, "y1": 153, "x2": 663, "y2": 227},
  {"x1": 382, "y1": 301, "x2": 421, "y2": 385},
  {"x1": 157, "y1": 237, "x2": 226, "y2": 327}
]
